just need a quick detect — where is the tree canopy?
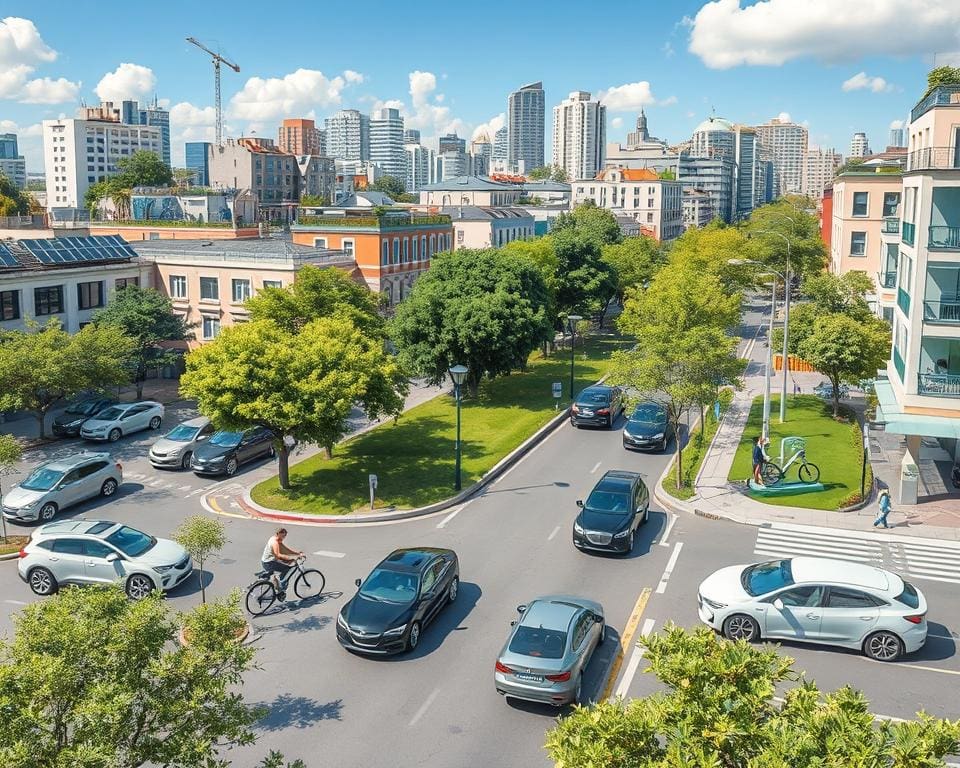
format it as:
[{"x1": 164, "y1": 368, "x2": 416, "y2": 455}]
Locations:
[
  {"x1": 745, "y1": 200, "x2": 828, "y2": 282},
  {"x1": 390, "y1": 248, "x2": 553, "y2": 396},
  {"x1": 368, "y1": 175, "x2": 406, "y2": 199},
  {"x1": 601, "y1": 236, "x2": 665, "y2": 301},
  {"x1": 528, "y1": 165, "x2": 569, "y2": 182},
  {"x1": 84, "y1": 150, "x2": 174, "y2": 214},
  {"x1": 0, "y1": 171, "x2": 29, "y2": 216},
  {"x1": 553, "y1": 201, "x2": 623, "y2": 248}
]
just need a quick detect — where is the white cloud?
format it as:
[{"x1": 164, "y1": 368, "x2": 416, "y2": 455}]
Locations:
[
  {"x1": 393, "y1": 70, "x2": 466, "y2": 136},
  {"x1": 343, "y1": 70, "x2": 364, "y2": 84},
  {"x1": 18, "y1": 76, "x2": 79, "y2": 103},
  {"x1": 688, "y1": 0, "x2": 960, "y2": 68},
  {"x1": 0, "y1": 118, "x2": 41, "y2": 137},
  {"x1": 0, "y1": 17, "x2": 57, "y2": 68},
  {"x1": 229, "y1": 68, "x2": 363, "y2": 121},
  {"x1": 662, "y1": 41, "x2": 675, "y2": 57},
  {"x1": 95, "y1": 62, "x2": 156, "y2": 102},
  {"x1": 0, "y1": 17, "x2": 79, "y2": 104},
  {"x1": 471, "y1": 112, "x2": 505, "y2": 141},
  {"x1": 660, "y1": 95, "x2": 678, "y2": 106},
  {"x1": 841, "y1": 71, "x2": 893, "y2": 93},
  {"x1": 611, "y1": 117, "x2": 624, "y2": 129},
  {"x1": 598, "y1": 81, "x2": 657, "y2": 111},
  {"x1": 890, "y1": 119, "x2": 905, "y2": 129},
  {"x1": 171, "y1": 101, "x2": 216, "y2": 127}
]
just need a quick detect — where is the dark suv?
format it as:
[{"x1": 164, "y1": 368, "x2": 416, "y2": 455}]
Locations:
[
  {"x1": 573, "y1": 470, "x2": 649, "y2": 554},
  {"x1": 52, "y1": 398, "x2": 117, "y2": 437},
  {"x1": 570, "y1": 385, "x2": 625, "y2": 429}
]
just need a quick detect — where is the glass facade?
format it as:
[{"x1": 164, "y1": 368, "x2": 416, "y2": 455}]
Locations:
[{"x1": 185, "y1": 142, "x2": 211, "y2": 186}]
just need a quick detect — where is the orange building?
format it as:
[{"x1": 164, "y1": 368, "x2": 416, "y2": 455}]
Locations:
[
  {"x1": 292, "y1": 210, "x2": 453, "y2": 305},
  {"x1": 278, "y1": 118, "x2": 323, "y2": 156}
]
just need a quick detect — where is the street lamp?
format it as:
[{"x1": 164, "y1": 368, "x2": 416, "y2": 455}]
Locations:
[
  {"x1": 566, "y1": 314, "x2": 583, "y2": 399},
  {"x1": 448, "y1": 364, "x2": 468, "y2": 492},
  {"x1": 751, "y1": 229, "x2": 792, "y2": 424}
]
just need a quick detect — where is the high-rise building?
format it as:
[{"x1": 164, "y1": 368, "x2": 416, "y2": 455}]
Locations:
[
  {"x1": 492, "y1": 126, "x2": 508, "y2": 162},
  {"x1": 691, "y1": 116, "x2": 759, "y2": 220},
  {"x1": 404, "y1": 129, "x2": 421, "y2": 144},
  {"x1": 469, "y1": 134, "x2": 492, "y2": 176},
  {"x1": 369, "y1": 108, "x2": 406, "y2": 180},
  {"x1": 278, "y1": 118, "x2": 324, "y2": 156},
  {"x1": 626, "y1": 108, "x2": 650, "y2": 147},
  {"x1": 755, "y1": 116, "x2": 808, "y2": 197},
  {"x1": 850, "y1": 132, "x2": 871, "y2": 158},
  {"x1": 404, "y1": 141, "x2": 433, "y2": 193},
  {"x1": 0, "y1": 133, "x2": 26, "y2": 190},
  {"x1": 185, "y1": 142, "x2": 211, "y2": 186},
  {"x1": 552, "y1": 91, "x2": 606, "y2": 182},
  {"x1": 325, "y1": 109, "x2": 370, "y2": 162},
  {"x1": 507, "y1": 81, "x2": 545, "y2": 172},
  {"x1": 678, "y1": 153, "x2": 735, "y2": 224},
  {"x1": 889, "y1": 125, "x2": 906, "y2": 147},
  {"x1": 138, "y1": 100, "x2": 171, "y2": 167},
  {"x1": 801, "y1": 146, "x2": 842, "y2": 200},
  {"x1": 438, "y1": 133, "x2": 466, "y2": 156}
]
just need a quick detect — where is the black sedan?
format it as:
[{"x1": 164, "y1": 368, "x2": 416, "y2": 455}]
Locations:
[
  {"x1": 570, "y1": 385, "x2": 625, "y2": 428},
  {"x1": 622, "y1": 402, "x2": 673, "y2": 452},
  {"x1": 573, "y1": 470, "x2": 649, "y2": 554},
  {"x1": 190, "y1": 427, "x2": 275, "y2": 476},
  {"x1": 51, "y1": 397, "x2": 117, "y2": 437},
  {"x1": 337, "y1": 548, "x2": 460, "y2": 655}
]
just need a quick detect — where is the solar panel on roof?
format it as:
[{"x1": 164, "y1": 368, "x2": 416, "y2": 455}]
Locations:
[{"x1": 0, "y1": 243, "x2": 18, "y2": 268}]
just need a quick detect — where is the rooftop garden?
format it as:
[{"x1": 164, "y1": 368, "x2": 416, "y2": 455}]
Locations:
[{"x1": 91, "y1": 219, "x2": 235, "y2": 228}]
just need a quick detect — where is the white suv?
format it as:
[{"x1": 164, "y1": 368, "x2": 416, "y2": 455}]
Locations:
[{"x1": 18, "y1": 520, "x2": 193, "y2": 600}]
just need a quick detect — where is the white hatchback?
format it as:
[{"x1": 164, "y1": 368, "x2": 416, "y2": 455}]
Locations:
[
  {"x1": 80, "y1": 401, "x2": 165, "y2": 442},
  {"x1": 697, "y1": 556, "x2": 927, "y2": 661}
]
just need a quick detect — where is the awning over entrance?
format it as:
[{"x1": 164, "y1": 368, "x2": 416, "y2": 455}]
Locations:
[{"x1": 874, "y1": 380, "x2": 960, "y2": 439}]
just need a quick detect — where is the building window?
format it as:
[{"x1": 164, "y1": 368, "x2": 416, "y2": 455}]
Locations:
[
  {"x1": 882, "y1": 192, "x2": 901, "y2": 217},
  {"x1": 77, "y1": 281, "x2": 104, "y2": 310},
  {"x1": 382, "y1": 240, "x2": 389, "y2": 265},
  {"x1": 202, "y1": 316, "x2": 221, "y2": 340},
  {"x1": 313, "y1": 237, "x2": 327, "y2": 248},
  {"x1": 402, "y1": 238, "x2": 409, "y2": 263},
  {"x1": 852, "y1": 191, "x2": 868, "y2": 217},
  {"x1": 342, "y1": 238, "x2": 355, "y2": 258},
  {"x1": 34, "y1": 286, "x2": 64, "y2": 316},
  {"x1": 421, "y1": 235, "x2": 427, "y2": 259},
  {"x1": 393, "y1": 239, "x2": 400, "y2": 264},
  {"x1": 232, "y1": 279, "x2": 251, "y2": 303},
  {"x1": 412, "y1": 237, "x2": 418, "y2": 261},
  {"x1": 850, "y1": 231, "x2": 866, "y2": 256},
  {"x1": 115, "y1": 277, "x2": 139, "y2": 291},
  {"x1": 429, "y1": 234, "x2": 436, "y2": 256},
  {"x1": 0, "y1": 290, "x2": 20, "y2": 320},
  {"x1": 647, "y1": 212, "x2": 654, "y2": 222},
  {"x1": 199, "y1": 277, "x2": 219, "y2": 301},
  {"x1": 262, "y1": 280, "x2": 282, "y2": 290},
  {"x1": 169, "y1": 275, "x2": 187, "y2": 299}
]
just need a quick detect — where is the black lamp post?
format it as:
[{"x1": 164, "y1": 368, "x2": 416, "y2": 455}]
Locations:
[
  {"x1": 567, "y1": 314, "x2": 582, "y2": 399},
  {"x1": 449, "y1": 364, "x2": 468, "y2": 492}
]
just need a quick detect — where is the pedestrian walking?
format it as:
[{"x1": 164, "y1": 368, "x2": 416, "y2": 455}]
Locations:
[
  {"x1": 873, "y1": 488, "x2": 892, "y2": 528},
  {"x1": 752, "y1": 435, "x2": 768, "y2": 487}
]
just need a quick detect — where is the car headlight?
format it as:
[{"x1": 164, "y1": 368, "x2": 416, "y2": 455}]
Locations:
[
  {"x1": 154, "y1": 564, "x2": 174, "y2": 573},
  {"x1": 652, "y1": 432, "x2": 664, "y2": 440},
  {"x1": 68, "y1": 419, "x2": 84, "y2": 427},
  {"x1": 613, "y1": 529, "x2": 631, "y2": 538},
  {"x1": 337, "y1": 613, "x2": 349, "y2": 629},
  {"x1": 573, "y1": 521, "x2": 584, "y2": 534},
  {"x1": 19, "y1": 501, "x2": 38, "y2": 510},
  {"x1": 701, "y1": 596, "x2": 726, "y2": 610},
  {"x1": 383, "y1": 624, "x2": 407, "y2": 636}
]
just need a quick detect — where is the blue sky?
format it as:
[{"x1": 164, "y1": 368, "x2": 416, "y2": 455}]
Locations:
[{"x1": 2, "y1": 0, "x2": 958, "y2": 172}]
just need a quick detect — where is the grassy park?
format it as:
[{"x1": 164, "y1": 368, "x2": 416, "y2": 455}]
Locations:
[
  {"x1": 728, "y1": 394, "x2": 867, "y2": 511},
  {"x1": 251, "y1": 334, "x2": 630, "y2": 514}
]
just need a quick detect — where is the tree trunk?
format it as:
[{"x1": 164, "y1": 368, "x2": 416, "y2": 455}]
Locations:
[
  {"x1": 37, "y1": 409, "x2": 47, "y2": 440},
  {"x1": 674, "y1": 419, "x2": 683, "y2": 490},
  {"x1": 832, "y1": 380, "x2": 840, "y2": 418},
  {"x1": 198, "y1": 557, "x2": 206, "y2": 604},
  {"x1": 278, "y1": 443, "x2": 290, "y2": 490},
  {"x1": 698, "y1": 404, "x2": 706, "y2": 446},
  {"x1": 136, "y1": 378, "x2": 144, "y2": 400}
]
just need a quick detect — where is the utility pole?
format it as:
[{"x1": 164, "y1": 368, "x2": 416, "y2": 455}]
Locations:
[{"x1": 186, "y1": 37, "x2": 240, "y2": 147}]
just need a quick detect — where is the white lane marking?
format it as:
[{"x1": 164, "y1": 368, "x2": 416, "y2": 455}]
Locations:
[
  {"x1": 614, "y1": 618, "x2": 656, "y2": 699},
  {"x1": 4, "y1": 599, "x2": 28, "y2": 606},
  {"x1": 656, "y1": 542, "x2": 683, "y2": 594},
  {"x1": 186, "y1": 479, "x2": 229, "y2": 498},
  {"x1": 178, "y1": 484, "x2": 193, "y2": 492},
  {"x1": 589, "y1": 461, "x2": 601, "y2": 474},
  {"x1": 928, "y1": 632, "x2": 956, "y2": 640},
  {"x1": 312, "y1": 550, "x2": 346, "y2": 558},
  {"x1": 409, "y1": 688, "x2": 440, "y2": 726},
  {"x1": 548, "y1": 525, "x2": 561, "y2": 541},
  {"x1": 658, "y1": 513, "x2": 678, "y2": 547},
  {"x1": 873, "y1": 661, "x2": 960, "y2": 677},
  {"x1": 436, "y1": 503, "x2": 469, "y2": 529}
]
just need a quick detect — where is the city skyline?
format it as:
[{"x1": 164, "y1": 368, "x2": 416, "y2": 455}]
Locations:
[{"x1": 1, "y1": 1, "x2": 956, "y2": 173}]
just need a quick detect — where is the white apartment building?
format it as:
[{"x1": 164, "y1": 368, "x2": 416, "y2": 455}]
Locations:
[
  {"x1": 850, "y1": 131, "x2": 871, "y2": 158},
  {"x1": 370, "y1": 108, "x2": 405, "y2": 180},
  {"x1": 552, "y1": 91, "x2": 606, "y2": 182},
  {"x1": 43, "y1": 117, "x2": 162, "y2": 210},
  {"x1": 682, "y1": 188, "x2": 713, "y2": 230},
  {"x1": 755, "y1": 116, "x2": 809, "y2": 197},
  {"x1": 802, "y1": 146, "x2": 842, "y2": 200},
  {"x1": 325, "y1": 109, "x2": 370, "y2": 162},
  {"x1": 404, "y1": 143, "x2": 433, "y2": 192},
  {"x1": 572, "y1": 168, "x2": 683, "y2": 241}
]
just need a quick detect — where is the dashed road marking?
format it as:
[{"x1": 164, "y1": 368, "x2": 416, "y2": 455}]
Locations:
[
  {"x1": 312, "y1": 550, "x2": 346, "y2": 558},
  {"x1": 409, "y1": 688, "x2": 440, "y2": 727},
  {"x1": 655, "y1": 542, "x2": 683, "y2": 594},
  {"x1": 590, "y1": 461, "x2": 602, "y2": 474},
  {"x1": 4, "y1": 599, "x2": 28, "y2": 606},
  {"x1": 614, "y1": 618, "x2": 656, "y2": 699},
  {"x1": 548, "y1": 525, "x2": 561, "y2": 541},
  {"x1": 436, "y1": 502, "x2": 469, "y2": 529}
]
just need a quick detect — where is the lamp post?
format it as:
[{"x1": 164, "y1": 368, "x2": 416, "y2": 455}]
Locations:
[
  {"x1": 566, "y1": 315, "x2": 583, "y2": 399},
  {"x1": 448, "y1": 364, "x2": 468, "y2": 492},
  {"x1": 752, "y1": 229, "x2": 792, "y2": 423}
]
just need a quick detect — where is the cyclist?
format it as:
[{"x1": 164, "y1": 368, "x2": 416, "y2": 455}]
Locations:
[
  {"x1": 261, "y1": 527, "x2": 304, "y2": 591},
  {"x1": 752, "y1": 435, "x2": 769, "y2": 487}
]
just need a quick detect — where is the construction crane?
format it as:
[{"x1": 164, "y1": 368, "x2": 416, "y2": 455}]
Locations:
[{"x1": 186, "y1": 37, "x2": 240, "y2": 147}]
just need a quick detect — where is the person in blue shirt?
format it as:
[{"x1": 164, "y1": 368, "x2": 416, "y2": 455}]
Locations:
[
  {"x1": 873, "y1": 488, "x2": 892, "y2": 528},
  {"x1": 752, "y1": 436, "x2": 768, "y2": 486}
]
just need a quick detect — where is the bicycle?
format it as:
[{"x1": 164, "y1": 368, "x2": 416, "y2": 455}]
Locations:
[
  {"x1": 245, "y1": 556, "x2": 326, "y2": 616},
  {"x1": 761, "y1": 445, "x2": 820, "y2": 485}
]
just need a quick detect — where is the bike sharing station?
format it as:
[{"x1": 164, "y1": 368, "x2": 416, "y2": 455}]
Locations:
[{"x1": 748, "y1": 436, "x2": 825, "y2": 497}]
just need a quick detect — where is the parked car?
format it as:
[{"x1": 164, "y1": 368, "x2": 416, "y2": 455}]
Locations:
[
  {"x1": 190, "y1": 427, "x2": 275, "y2": 477},
  {"x1": 622, "y1": 401, "x2": 673, "y2": 452},
  {"x1": 17, "y1": 519, "x2": 193, "y2": 599},
  {"x1": 149, "y1": 417, "x2": 214, "y2": 470},
  {"x1": 337, "y1": 548, "x2": 459, "y2": 655},
  {"x1": 1, "y1": 452, "x2": 122, "y2": 523},
  {"x1": 697, "y1": 556, "x2": 927, "y2": 662},
  {"x1": 52, "y1": 397, "x2": 117, "y2": 437},
  {"x1": 494, "y1": 595, "x2": 605, "y2": 706},
  {"x1": 570, "y1": 385, "x2": 625, "y2": 429},
  {"x1": 573, "y1": 470, "x2": 649, "y2": 554},
  {"x1": 80, "y1": 401, "x2": 164, "y2": 442}
]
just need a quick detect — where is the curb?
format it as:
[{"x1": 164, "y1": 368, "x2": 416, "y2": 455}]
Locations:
[{"x1": 0, "y1": 551, "x2": 20, "y2": 561}]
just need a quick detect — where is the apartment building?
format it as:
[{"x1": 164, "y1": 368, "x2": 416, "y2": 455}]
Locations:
[
  {"x1": 802, "y1": 146, "x2": 843, "y2": 200},
  {"x1": 325, "y1": 109, "x2": 370, "y2": 162},
  {"x1": 278, "y1": 118, "x2": 325, "y2": 156},
  {"x1": 572, "y1": 168, "x2": 683, "y2": 241},
  {"x1": 682, "y1": 188, "x2": 713, "y2": 230},
  {"x1": 207, "y1": 138, "x2": 300, "y2": 219},
  {"x1": 552, "y1": 92, "x2": 606, "y2": 182},
  {"x1": 439, "y1": 206, "x2": 535, "y2": 249},
  {"x1": 508, "y1": 81, "x2": 545, "y2": 173},
  {"x1": 296, "y1": 155, "x2": 335, "y2": 201},
  {"x1": 370, "y1": 108, "x2": 406, "y2": 180},
  {"x1": 419, "y1": 176, "x2": 523, "y2": 207},
  {"x1": 755, "y1": 116, "x2": 808, "y2": 197}
]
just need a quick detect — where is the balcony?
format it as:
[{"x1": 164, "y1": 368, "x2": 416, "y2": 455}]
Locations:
[
  {"x1": 877, "y1": 270, "x2": 897, "y2": 289},
  {"x1": 907, "y1": 147, "x2": 960, "y2": 172},
  {"x1": 929, "y1": 225, "x2": 960, "y2": 249},
  {"x1": 902, "y1": 221, "x2": 915, "y2": 245},
  {"x1": 893, "y1": 347, "x2": 906, "y2": 381},
  {"x1": 917, "y1": 372, "x2": 960, "y2": 397},
  {"x1": 897, "y1": 287, "x2": 911, "y2": 316},
  {"x1": 923, "y1": 300, "x2": 960, "y2": 323},
  {"x1": 911, "y1": 84, "x2": 960, "y2": 122},
  {"x1": 882, "y1": 217, "x2": 900, "y2": 234}
]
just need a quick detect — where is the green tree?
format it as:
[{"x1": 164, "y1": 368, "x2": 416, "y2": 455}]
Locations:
[
  {"x1": 390, "y1": 248, "x2": 553, "y2": 397},
  {"x1": 801, "y1": 270, "x2": 874, "y2": 318},
  {"x1": 528, "y1": 164, "x2": 568, "y2": 182},
  {"x1": 0, "y1": 434, "x2": 23, "y2": 543},
  {"x1": 546, "y1": 624, "x2": 960, "y2": 767},
  {"x1": 173, "y1": 515, "x2": 227, "y2": 604},
  {"x1": 181, "y1": 317, "x2": 407, "y2": 489},
  {"x1": 0, "y1": 586, "x2": 266, "y2": 768},
  {"x1": 369, "y1": 175, "x2": 406, "y2": 199},
  {"x1": 798, "y1": 313, "x2": 891, "y2": 416},
  {"x1": 553, "y1": 230, "x2": 618, "y2": 327},
  {"x1": 553, "y1": 200, "x2": 623, "y2": 247},
  {"x1": 93, "y1": 286, "x2": 194, "y2": 399},
  {"x1": 601, "y1": 236, "x2": 665, "y2": 302},
  {"x1": 923, "y1": 65, "x2": 960, "y2": 98},
  {"x1": 0, "y1": 171, "x2": 29, "y2": 216},
  {"x1": 115, "y1": 149, "x2": 174, "y2": 188},
  {"x1": 0, "y1": 321, "x2": 134, "y2": 439},
  {"x1": 245, "y1": 264, "x2": 384, "y2": 338},
  {"x1": 299, "y1": 193, "x2": 327, "y2": 206},
  {"x1": 172, "y1": 167, "x2": 197, "y2": 187},
  {"x1": 746, "y1": 200, "x2": 828, "y2": 282},
  {"x1": 503, "y1": 237, "x2": 559, "y2": 311}
]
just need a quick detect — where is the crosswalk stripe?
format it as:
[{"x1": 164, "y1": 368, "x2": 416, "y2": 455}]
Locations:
[
  {"x1": 900, "y1": 546, "x2": 960, "y2": 561},
  {"x1": 755, "y1": 535, "x2": 882, "y2": 558},
  {"x1": 755, "y1": 532, "x2": 882, "y2": 555},
  {"x1": 757, "y1": 528, "x2": 882, "y2": 550},
  {"x1": 900, "y1": 552, "x2": 960, "y2": 567},
  {"x1": 754, "y1": 545, "x2": 877, "y2": 564}
]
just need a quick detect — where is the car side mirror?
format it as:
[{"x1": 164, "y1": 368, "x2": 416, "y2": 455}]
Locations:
[
  {"x1": 516, "y1": 604, "x2": 527, "y2": 614},
  {"x1": 106, "y1": 553, "x2": 120, "y2": 563},
  {"x1": 773, "y1": 598, "x2": 784, "y2": 611},
  {"x1": 594, "y1": 613, "x2": 604, "y2": 623},
  {"x1": 355, "y1": 578, "x2": 362, "y2": 588},
  {"x1": 510, "y1": 620, "x2": 517, "y2": 627},
  {"x1": 576, "y1": 500, "x2": 584, "y2": 508}
]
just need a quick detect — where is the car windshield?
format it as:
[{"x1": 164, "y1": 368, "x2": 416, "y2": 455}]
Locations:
[
  {"x1": 742, "y1": 560, "x2": 794, "y2": 596},
  {"x1": 508, "y1": 625, "x2": 568, "y2": 659},
  {"x1": 66, "y1": 400, "x2": 98, "y2": 415},
  {"x1": 165, "y1": 425, "x2": 200, "y2": 442},
  {"x1": 20, "y1": 466, "x2": 65, "y2": 491},
  {"x1": 359, "y1": 568, "x2": 419, "y2": 604},
  {"x1": 630, "y1": 405, "x2": 665, "y2": 424},
  {"x1": 209, "y1": 431, "x2": 242, "y2": 448},
  {"x1": 105, "y1": 526, "x2": 156, "y2": 558},
  {"x1": 577, "y1": 391, "x2": 608, "y2": 404},
  {"x1": 93, "y1": 407, "x2": 123, "y2": 421},
  {"x1": 585, "y1": 488, "x2": 630, "y2": 514}
]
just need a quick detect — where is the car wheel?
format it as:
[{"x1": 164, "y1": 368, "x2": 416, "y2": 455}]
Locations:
[
  {"x1": 180, "y1": 452, "x2": 192, "y2": 470},
  {"x1": 447, "y1": 576, "x2": 459, "y2": 604},
  {"x1": 100, "y1": 478, "x2": 118, "y2": 497},
  {"x1": 723, "y1": 614, "x2": 760, "y2": 642},
  {"x1": 863, "y1": 631, "x2": 904, "y2": 662},
  {"x1": 149, "y1": 416, "x2": 162, "y2": 430},
  {"x1": 225, "y1": 458, "x2": 238, "y2": 476},
  {"x1": 125, "y1": 574, "x2": 155, "y2": 601},
  {"x1": 108, "y1": 428, "x2": 121, "y2": 442},
  {"x1": 28, "y1": 566, "x2": 58, "y2": 596},
  {"x1": 407, "y1": 621, "x2": 421, "y2": 651},
  {"x1": 38, "y1": 502, "x2": 58, "y2": 522}
]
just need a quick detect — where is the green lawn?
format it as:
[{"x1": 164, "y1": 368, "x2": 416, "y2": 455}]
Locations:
[
  {"x1": 251, "y1": 334, "x2": 631, "y2": 514},
  {"x1": 727, "y1": 394, "x2": 866, "y2": 511}
]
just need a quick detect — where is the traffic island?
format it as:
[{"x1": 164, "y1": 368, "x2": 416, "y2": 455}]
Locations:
[{"x1": 747, "y1": 479, "x2": 825, "y2": 496}]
